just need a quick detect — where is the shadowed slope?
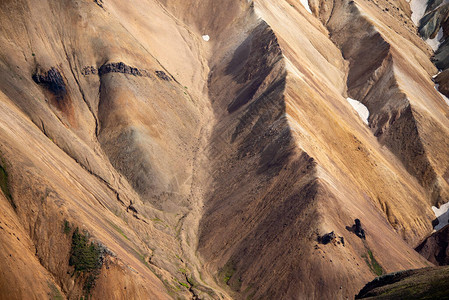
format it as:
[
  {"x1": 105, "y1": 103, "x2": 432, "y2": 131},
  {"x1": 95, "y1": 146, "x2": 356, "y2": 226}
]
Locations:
[{"x1": 198, "y1": 2, "x2": 433, "y2": 298}]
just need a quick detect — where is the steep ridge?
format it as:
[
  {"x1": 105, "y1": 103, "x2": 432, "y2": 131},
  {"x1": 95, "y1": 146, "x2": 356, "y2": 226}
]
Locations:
[
  {"x1": 198, "y1": 0, "x2": 434, "y2": 298},
  {"x1": 313, "y1": 0, "x2": 449, "y2": 211}
]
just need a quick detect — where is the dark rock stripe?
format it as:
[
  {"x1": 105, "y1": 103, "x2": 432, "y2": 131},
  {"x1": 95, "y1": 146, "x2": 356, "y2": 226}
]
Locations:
[{"x1": 81, "y1": 62, "x2": 172, "y2": 81}]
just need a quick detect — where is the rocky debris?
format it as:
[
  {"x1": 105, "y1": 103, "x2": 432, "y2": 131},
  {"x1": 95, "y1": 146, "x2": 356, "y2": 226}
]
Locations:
[
  {"x1": 318, "y1": 231, "x2": 345, "y2": 246},
  {"x1": 416, "y1": 224, "x2": 449, "y2": 265},
  {"x1": 82, "y1": 63, "x2": 173, "y2": 82},
  {"x1": 346, "y1": 219, "x2": 366, "y2": 240},
  {"x1": 81, "y1": 66, "x2": 97, "y2": 75},
  {"x1": 99, "y1": 62, "x2": 151, "y2": 77},
  {"x1": 81, "y1": 63, "x2": 152, "y2": 78},
  {"x1": 155, "y1": 70, "x2": 172, "y2": 81},
  {"x1": 320, "y1": 231, "x2": 336, "y2": 244},
  {"x1": 32, "y1": 67, "x2": 66, "y2": 99}
]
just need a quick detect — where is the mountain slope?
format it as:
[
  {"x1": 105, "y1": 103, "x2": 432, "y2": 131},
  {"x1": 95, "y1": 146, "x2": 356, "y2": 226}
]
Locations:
[{"x1": 0, "y1": 0, "x2": 448, "y2": 299}]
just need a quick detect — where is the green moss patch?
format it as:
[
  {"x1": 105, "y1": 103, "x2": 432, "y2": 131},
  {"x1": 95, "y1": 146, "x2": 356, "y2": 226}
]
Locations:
[
  {"x1": 107, "y1": 220, "x2": 129, "y2": 240},
  {"x1": 219, "y1": 261, "x2": 242, "y2": 290},
  {"x1": 363, "y1": 249, "x2": 384, "y2": 276},
  {"x1": 63, "y1": 220, "x2": 71, "y2": 235},
  {"x1": 356, "y1": 266, "x2": 449, "y2": 299},
  {"x1": 0, "y1": 164, "x2": 15, "y2": 209},
  {"x1": 47, "y1": 282, "x2": 64, "y2": 300}
]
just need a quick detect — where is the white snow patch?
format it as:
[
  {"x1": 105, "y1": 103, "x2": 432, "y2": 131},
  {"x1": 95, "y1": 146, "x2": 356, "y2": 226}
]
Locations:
[
  {"x1": 435, "y1": 84, "x2": 449, "y2": 106},
  {"x1": 409, "y1": 0, "x2": 428, "y2": 26},
  {"x1": 426, "y1": 27, "x2": 444, "y2": 51},
  {"x1": 299, "y1": 0, "x2": 312, "y2": 14},
  {"x1": 432, "y1": 202, "x2": 449, "y2": 231},
  {"x1": 202, "y1": 35, "x2": 210, "y2": 42},
  {"x1": 346, "y1": 98, "x2": 370, "y2": 125}
]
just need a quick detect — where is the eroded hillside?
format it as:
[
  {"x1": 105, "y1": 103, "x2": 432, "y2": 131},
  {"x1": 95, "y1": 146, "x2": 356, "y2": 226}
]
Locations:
[{"x1": 0, "y1": 0, "x2": 448, "y2": 299}]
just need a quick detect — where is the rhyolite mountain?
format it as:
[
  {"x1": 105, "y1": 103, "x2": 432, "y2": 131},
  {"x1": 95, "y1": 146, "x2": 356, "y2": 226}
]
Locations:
[{"x1": 1, "y1": 0, "x2": 449, "y2": 299}]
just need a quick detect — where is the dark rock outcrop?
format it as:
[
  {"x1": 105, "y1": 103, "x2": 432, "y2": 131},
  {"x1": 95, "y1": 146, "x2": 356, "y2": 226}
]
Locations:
[
  {"x1": 416, "y1": 224, "x2": 449, "y2": 266},
  {"x1": 320, "y1": 231, "x2": 336, "y2": 244},
  {"x1": 94, "y1": 0, "x2": 103, "y2": 8},
  {"x1": 99, "y1": 62, "x2": 148, "y2": 77},
  {"x1": 418, "y1": 1, "x2": 449, "y2": 40},
  {"x1": 318, "y1": 231, "x2": 345, "y2": 246},
  {"x1": 346, "y1": 219, "x2": 366, "y2": 240},
  {"x1": 32, "y1": 67, "x2": 67, "y2": 99},
  {"x1": 81, "y1": 66, "x2": 98, "y2": 75},
  {"x1": 126, "y1": 204, "x2": 138, "y2": 215},
  {"x1": 81, "y1": 62, "x2": 152, "y2": 78},
  {"x1": 155, "y1": 70, "x2": 172, "y2": 81}
]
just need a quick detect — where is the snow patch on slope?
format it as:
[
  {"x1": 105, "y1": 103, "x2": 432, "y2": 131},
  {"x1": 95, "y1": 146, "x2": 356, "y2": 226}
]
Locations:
[
  {"x1": 432, "y1": 202, "x2": 449, "y2": 231},
  {"x1": 409, "y1": 0, "x2": 427, "y2": 26},
  {"x1": 347, "y1": 98, "x2": 369, "y2": 125},
  {"x1": 299, "y1": 0, "x2": 312, "y2": 14},
  {"x1": 426, "y1": 27, "x2": 444, "y2": 51}
]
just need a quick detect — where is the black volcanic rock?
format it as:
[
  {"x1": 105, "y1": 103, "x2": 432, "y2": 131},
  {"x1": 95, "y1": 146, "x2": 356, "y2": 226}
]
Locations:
[
  {"x1": 82, "y1": 63, "x2": 152, "y2": 78},
  {"x1": 346, "y1": 219, "x2": 366, "y2": 240},
  {"x1": 155, "y1": 70, "x2": 171, "y2": 81},
  {"x1": 32, "y1": 67, "x2": 67, "y2": 98}
]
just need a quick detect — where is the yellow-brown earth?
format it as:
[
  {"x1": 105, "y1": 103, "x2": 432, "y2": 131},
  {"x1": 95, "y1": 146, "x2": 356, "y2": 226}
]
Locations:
[{"x1": 0, "y1": 0, "x2": 448, "y2": 299}]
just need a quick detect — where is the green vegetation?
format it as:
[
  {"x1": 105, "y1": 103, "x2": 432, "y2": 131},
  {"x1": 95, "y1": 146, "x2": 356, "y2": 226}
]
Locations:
[
  {"x1": 32, "y1": 53, "x2": 35, "y2": 57},
  {"x1": 219, "y1": 262, "x2": 236, "y2": 285},
  {"x1": 177, "y1": 280, "x2": 189, "y2": 289},
  {"x1": 63, "y1": 220, "x2": 71, "y2": 235},
  {"x1": 0, "y1": 164, "x2": 13, "y2": 208},
  {"x1": 363, "y1": 249, "x2": 384, "y2": 276},
  {"x1": 131, "y1": 247, "x2": 151, "y2": 269},
  {"x1": 69, "y1": 228, "x2": 101, "y2": 272},
  {"x1": 187, "y1": 276, "x2": 197, "y2": 286},
  {"x1": 84, "y1": 273, "x2": 97, "y2": 295},
  {"x1": 47, "y1": 282, "x2": 64, "y2": 300},
  {"x1": 69, "y1": 228, "x2": 103, "y2": 296},
  {"x1": 356, "y1": 267, "x2": 449, "y2": 299},
  {"x1": 162, "y1": 279, "x2": 182, "y2": 294},
  {"x1": 108, "y1": 220, "x2": 129, "y2": 240}
]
